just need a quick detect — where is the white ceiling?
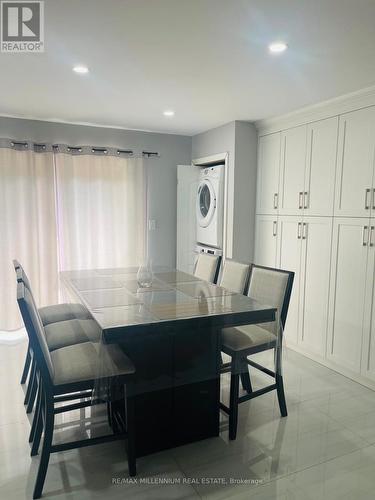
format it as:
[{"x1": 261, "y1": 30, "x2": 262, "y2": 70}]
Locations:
[{"x1": 1, "y1": 0, "x2": 375, "y2": 136}]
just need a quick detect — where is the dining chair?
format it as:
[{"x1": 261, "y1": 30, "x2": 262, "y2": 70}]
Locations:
[
  {"x1": 14, "y1": 262, "x2": 100, "y2": 415},
  {"x1": 13, "y1": 260, "x2": 92, "y2": 386},
  {"x1": 194, "y1": 253, "x2": 221, "y2": 283},
  {"x1": 17, "y1": 281, "x2": 137, "y2": 499},
  {"x1": 220, "y1": 264, "x2": 294, "y2": 440},
  {"x1": 218, "y1": 259, "x2": 250, "y2": 293}
]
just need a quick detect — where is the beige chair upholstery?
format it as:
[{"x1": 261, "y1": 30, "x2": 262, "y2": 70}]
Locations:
[
  {"x1": 222, "y1": 266, "x2": 290, "y2": 351},
  {"x1": 219, "y1": 260, "x2": 250, "y2": 294},
  {"x1": 222, "y1": 324, "x2": 276, "y2": 352},
  {"x1": 194, "y1": 253, "x2": 220, "y2": 282},
  {"x1": 247, "y1": 267, "x2": 289, "y2": 335},
  {"x1": 39, "y1": 303, "x2": 91, "y2": 326},
  {"x1": 44, "y1": 319, "x2": 101, "y2": 351},
  {"x1": 17, "y1": 267, "x2": 91, "y2": 325},
  {"x1": 51, "y1": 342, "x2": 135, "y2": 386}
]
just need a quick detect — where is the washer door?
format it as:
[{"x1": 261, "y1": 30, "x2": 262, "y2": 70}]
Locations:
[{"x1": 196, "y1": 179, "x2": 216, "y2": 228}]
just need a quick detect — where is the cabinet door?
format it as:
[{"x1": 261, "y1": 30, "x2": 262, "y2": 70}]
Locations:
[
  {"x1": 279, "y1": 125, "x2": 307, "y2": 215},
  {"x1": 256, "y1": 133, "x2": 281, "y2": 215},
  {"x1": 327, "y1": 218, "x2": 370, "y2": 372},
  {"x1": 334, "y1": 107, "x2": 375, "y2": 218},
  {"x1": 361, "y1": 221, "x2": 375, "y2": 380},
  {"x1": 299, "y1": 217, "x2": 333, "y2": 358},
  {"x1": 254, "y1": 215, "x2": 278, "y2": 267},
  {"x1": 304, "y1": 118, "x2": 338, "y2": 216},
  {"x1": 277, "y1": 216, "x2": 303, "y2": 344}
]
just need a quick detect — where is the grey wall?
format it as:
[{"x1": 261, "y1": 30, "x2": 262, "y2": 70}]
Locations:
[
  {"x1": 233, "y1": 121, "x2": 258, "y2": 263},
  {"x1": 0, "y1": 116, "x2": 192, "y2": 267},
  {"x1": 192, "y1": 120, "x2": 257, "y2": 263}
]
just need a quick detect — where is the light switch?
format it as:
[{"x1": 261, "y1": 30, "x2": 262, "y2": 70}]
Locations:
[{"x1": 148, "y1": 219, "x2": 156, "y2": 230}]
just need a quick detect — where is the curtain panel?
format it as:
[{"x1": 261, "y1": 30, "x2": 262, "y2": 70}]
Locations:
[
  {"x1": 0, "y1": 144, "x2": 145, "y2": 331},
  {"x1": 0, "y1": 147, "x2": 58, "y2": 331},
  {"x1": 55, "y1": 153, "x2": 145, "y2": 271}
]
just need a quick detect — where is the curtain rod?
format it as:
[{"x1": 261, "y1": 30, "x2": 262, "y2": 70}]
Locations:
[{"x1": 0, "y1": 139, "x2": 160, "y2": 158}]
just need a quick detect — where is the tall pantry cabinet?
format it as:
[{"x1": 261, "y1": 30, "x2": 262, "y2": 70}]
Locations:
[{"x1": 255, "y1": 106, "x2": 375, "y2": 385}]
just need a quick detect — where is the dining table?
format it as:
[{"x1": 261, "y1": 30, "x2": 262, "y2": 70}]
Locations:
[{"x1": 60, "y1": 266, "x2": 276, "y2": 458}]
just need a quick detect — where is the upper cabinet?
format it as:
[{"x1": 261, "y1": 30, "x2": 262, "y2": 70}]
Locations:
[
  {"x1": 256, "y1": 117, "x2": 339, "y2": 216},
  {"x1": 335, "y1": 107, "x2": 375, "y2": 218},
  {"x1": 256, "y1": 133, "x2": 281, "y2": 215},
  {"x1": 279, "y1": 125, "x2": 307, "y2": 215},
  {"x1": 304, "y1": 117, "x2": 338, "y2": 216}
]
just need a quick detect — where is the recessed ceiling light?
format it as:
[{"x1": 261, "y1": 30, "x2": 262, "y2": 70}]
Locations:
[
  {"x1": 163, "y1": 110, "x2": 175, "y2": 117},
  {"x1": 73, "y1": 65, "x2": 89, "y2": 74},
  {"x1": 269, "y1": 42, "x2": 288, "y2": 54}
]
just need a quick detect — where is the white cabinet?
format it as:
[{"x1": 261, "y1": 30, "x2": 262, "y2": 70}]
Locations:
[
  {"x1": 304, "y1": 117, "x2": 338, "y2": 216},
  {"x1": 279, "y1": 126, "x2": 307, "y2": 215},
  {"x1": 335, "y1": 107, "x2": 375, "y2": 218},
  {"x1": 277, "y1": 216, "x2": 303, "y2": 344},
  {"x1": 327, "y1": 218, "x2": 371, "y2": 372},
  {"x1": 256, "y1": 133, "x2": 281, "y2": 215},
  {"x1": 298, "y1": 217, "x2": 333, "y2": 357},
  {"x1": 254, "y1": 215, "x2": 278, "y2": 267},
  {"x1": 361, "y1": 221, "x2": 375, "y2": 380},
  {"x1": 277, "y1": 216, "x2": 333, "y2": 356}
]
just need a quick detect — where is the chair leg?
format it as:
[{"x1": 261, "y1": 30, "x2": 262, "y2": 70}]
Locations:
[
  {"x1": 275, "y1": 347, "x2": 287, "y2": 417},
  {"x1": 21, "y1": 345, "x2": 31, "y2": 384},
  {"x1": 125, "y1": 389, "x2": 136, "y2": 477},
  {"x1": 276, "y1": 374, "x2": 287, "y2": 417},
  {"x1": 29, "y1": 379, "x2": 42, "y2": 443},
  {"x1": 229, "y1": 372, "x2": 240, "y2": 440},
  {"x1": 33, "y1": 392, "x2": 54, "y2": 499},
  {"x1": 27, "y1": 367, "x2": 38, "y2": 414},
  {"x1": 240, "y1": 358, "x2": 252, "y2": 394},
  {"x1": 24, "y1": 357, "x2": 36, "y2": 405}
]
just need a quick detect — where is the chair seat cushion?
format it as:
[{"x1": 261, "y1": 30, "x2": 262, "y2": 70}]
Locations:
[
  {"x1": 44, "y1": 319, "x2": 101, "y2": 351},
  {"x1": 51, "y1": 342, "x2": 135, "y2": 386},
  {"x1": 221, "y1": 324, "x2": 276, "y2": 352},
  {"x1": 39, "y1": 303, "x2": 91, "y2": 326}
]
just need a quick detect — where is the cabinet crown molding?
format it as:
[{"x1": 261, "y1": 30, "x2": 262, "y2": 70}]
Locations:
[{"x1": 256, "y1": 84, "x2": 375, "y2": 136}]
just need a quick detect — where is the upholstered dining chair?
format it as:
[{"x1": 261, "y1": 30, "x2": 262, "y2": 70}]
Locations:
[
  {"x1": 193, "y1": 253, "x2": 221, "y2": 283},
  {"x1": 13, "y1": 261, "x2": 100, "y2": 416},
  {"x1": 218, "y1": 259, "x2": 250, "y2": 293},
  {"x1": 220, "y1": 264, "x2": 294, "y2": 440},
  {"x1": 13, "y1": 260, "x2": 92, "y2": 387},
  {"x1": 17, "y1": 281, "x2": 137, "y2": 499}
]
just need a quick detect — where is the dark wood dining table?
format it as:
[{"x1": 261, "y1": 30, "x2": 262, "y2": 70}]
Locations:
[{"x1": 61, "y1": 267, "x2": 276, "y2": 457}]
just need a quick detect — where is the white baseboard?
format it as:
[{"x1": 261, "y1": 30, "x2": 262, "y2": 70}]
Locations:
[{"x1": 286, "y1": 342, "x2": 375, "y2": 392}]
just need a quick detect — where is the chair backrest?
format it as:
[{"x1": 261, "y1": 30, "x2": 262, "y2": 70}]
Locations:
[
  {"x1": 194, "y1": 254, "x2": 221, "y2": 283},
  {"x1": 13, "y1": 259, "x2": 21, "y2": 272},
  {"x1": 15, "y1": 265, "x2": 33, "y2": 292},
  {"x1": 247, "y1": 264, "x2": 294, "y2": 335},
  {"x1": 219, "y1": 259, "x2": 250, "y2": 294},
  {"x1": 17, "y1": 282, "x2": 54, "y2": 383}
]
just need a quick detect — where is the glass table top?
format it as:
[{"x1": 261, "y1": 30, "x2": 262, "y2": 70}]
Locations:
[{"x1": 60, "y1": 267, "x2": 275, "y2": 331}]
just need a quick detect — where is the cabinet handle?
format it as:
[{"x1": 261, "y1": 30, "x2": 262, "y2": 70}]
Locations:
[
  {"x1": 365, "y1": 188, "x2": 371, "y2": 209},
  {"x1": 297, "y1": 222, "x2": 302, "y2": 239},
  {"x1": 302, "y1": 222, "x2": 308, "y2": 239},
  {"x1": 273, "y1": 220, "x2": 277, "y2": 237},
  {"x1": 304, "y1": 191, "x2": 309, "y2": 209},
  {"x1": 273, "y1": 193, "x2": 278, "y2": 209},
  {"x1": 370, "y1": 226, "x2": 375, "y2": 247},
  {"x1": 298, "y1": 192, "x2": 303, "y2": 209},
  {"x1": 362, "y1": 225, "x2": 369, "y2": 246},
  {"x1": 372, "y1": 189, "x2": 375, "y2": 210}
]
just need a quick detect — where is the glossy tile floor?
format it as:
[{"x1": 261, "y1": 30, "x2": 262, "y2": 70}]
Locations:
[{"x1": 2, "y1": 341, "x2": 375, "y2": 499}]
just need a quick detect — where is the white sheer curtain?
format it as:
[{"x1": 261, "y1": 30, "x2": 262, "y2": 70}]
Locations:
[
  {"x1": 54, "y1": 153, "x2": 145, "y2": 271},
  {"x1": 0, "y1": 147, "x2": 59, "y2": 331}
]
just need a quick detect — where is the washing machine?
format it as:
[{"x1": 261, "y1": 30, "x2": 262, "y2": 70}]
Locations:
[{"x1": 196, "y1": 164, "x2": 224, "y2": 249}]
